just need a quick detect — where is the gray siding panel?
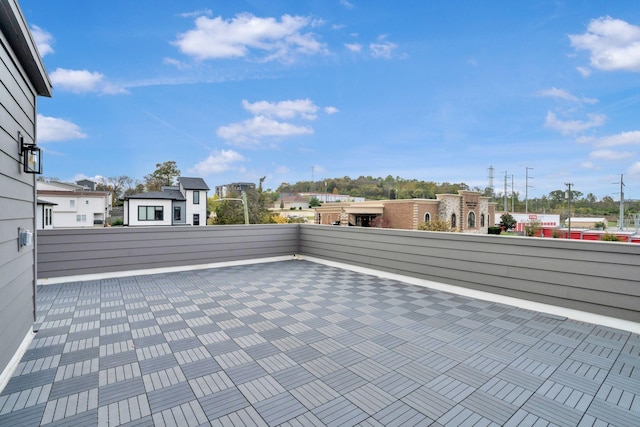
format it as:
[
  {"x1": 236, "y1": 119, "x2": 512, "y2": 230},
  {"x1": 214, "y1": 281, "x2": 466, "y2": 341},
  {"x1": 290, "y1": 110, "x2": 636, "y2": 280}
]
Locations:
[
  {"x1": 298, "y1": 225, "x2": 640, "y2": 322},
  {"x1": 37, "y1": 225, "x2": 299, "y2": 278},
  {"x1": 0, "y1": 8, "x2": 41, "y2": 382}
]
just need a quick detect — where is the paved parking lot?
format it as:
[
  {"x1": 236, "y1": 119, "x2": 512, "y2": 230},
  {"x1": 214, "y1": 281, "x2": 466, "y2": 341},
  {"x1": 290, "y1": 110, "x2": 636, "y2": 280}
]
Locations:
[{"x1": 0, "y1": 260, "x2": 638, "y2": 426}]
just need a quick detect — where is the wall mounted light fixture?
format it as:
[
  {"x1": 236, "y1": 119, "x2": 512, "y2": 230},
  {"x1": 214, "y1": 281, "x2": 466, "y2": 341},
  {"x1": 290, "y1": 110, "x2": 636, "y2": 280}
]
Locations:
[{"x1": 19, "y1": 131, "x2": 42, "y2": 174}]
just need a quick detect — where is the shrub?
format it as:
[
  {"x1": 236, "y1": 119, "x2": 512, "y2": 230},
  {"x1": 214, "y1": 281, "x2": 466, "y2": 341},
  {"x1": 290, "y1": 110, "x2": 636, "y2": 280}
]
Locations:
[
  {"x1": 110, "y1": 218, "x2": 123, "y2": 226},
  {"x1": 525, "y1": 220, "x2": 542, "y2": 237},
  {"x1": 600, "y1": 233, "x2": 621, "y2": 242},
  {"x1": 487, "y1": 226, "x2": 502, "y2": 235},
  {"x1": 418, "y1": 219, "x2": 452, "y2": 232},
  {"x1": 552, "y1": 229, "x2": 561, "y2": 238}
]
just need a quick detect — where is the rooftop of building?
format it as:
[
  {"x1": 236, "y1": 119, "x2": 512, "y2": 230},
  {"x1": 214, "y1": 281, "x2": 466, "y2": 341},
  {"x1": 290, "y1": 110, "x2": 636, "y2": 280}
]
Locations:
[{"x1": 1, "y1": 258, "x2": 638, "y2": 426}]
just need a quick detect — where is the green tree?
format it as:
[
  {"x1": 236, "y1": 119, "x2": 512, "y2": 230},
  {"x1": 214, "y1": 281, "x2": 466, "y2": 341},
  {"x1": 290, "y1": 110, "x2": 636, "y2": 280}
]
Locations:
[
  {"x1": 145, "y1": 161, "x2": 180, "y2": 191},
  {"x1": 309, "y1": 196, "x2": 321, "y2": 207},
  {"x1": 212, "y1": 190, "x2": 273, "y2": 225},
  {"x1": 499, "y1": 213, "x2": 517, "y2": 231}
]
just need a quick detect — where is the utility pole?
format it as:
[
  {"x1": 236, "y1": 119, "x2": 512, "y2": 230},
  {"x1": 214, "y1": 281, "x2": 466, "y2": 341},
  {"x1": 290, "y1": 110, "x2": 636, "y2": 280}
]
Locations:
[
  {"x1": 503, "y1": 171, "x2": 508, "y2": 212},
  {"x1": 619, "y1": 174, "x2": 625, "y2": 231},
  {"x1": 511, "y1": 174, "x2": 515, "y2": 213},
  {"x1": 525, "y1": 167, "x2": 534, "y2": 213},
  {"x1": 565, "y1": 183, "x2": 573, "y2": 238}
]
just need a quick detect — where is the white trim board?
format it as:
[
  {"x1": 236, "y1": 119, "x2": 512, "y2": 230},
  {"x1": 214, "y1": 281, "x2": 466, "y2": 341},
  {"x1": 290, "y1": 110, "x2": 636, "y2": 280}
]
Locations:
[{"x1": 0, "y1": 328, "x2": 35, "y2": 394}]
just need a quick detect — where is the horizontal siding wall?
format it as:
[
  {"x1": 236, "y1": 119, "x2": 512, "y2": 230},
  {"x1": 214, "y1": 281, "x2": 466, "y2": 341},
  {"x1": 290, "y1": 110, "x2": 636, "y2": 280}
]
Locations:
[
  {"x1": 37, "y1": 224, "x2": 299, "y2": 279},
  {"x1": 299, "y1": 225, "x2": 640, "y2": 322}
]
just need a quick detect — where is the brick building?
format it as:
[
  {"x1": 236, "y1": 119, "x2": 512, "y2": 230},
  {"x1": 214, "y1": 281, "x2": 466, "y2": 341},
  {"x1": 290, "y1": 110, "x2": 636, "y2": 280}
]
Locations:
[{"x1": 314, "y1": 190, "x2": 496, "y2": 233}]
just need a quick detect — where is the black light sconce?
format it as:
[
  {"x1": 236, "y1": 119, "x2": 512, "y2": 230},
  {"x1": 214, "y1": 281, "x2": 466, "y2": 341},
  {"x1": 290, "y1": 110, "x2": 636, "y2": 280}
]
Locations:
[{"x1": 19, "y1": 132, "x2": 42, "y2": 174}]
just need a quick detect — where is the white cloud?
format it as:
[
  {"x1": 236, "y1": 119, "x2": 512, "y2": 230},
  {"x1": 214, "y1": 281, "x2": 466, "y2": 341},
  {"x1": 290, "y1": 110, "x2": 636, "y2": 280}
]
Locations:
[
  {"x1": 595, "y1": 130, "x2": 640, "y2": 147},
  {"x1": 569, "y1": 16, "x2": 640, "y2": 72},
  {"x1": 537, "y1": 87, "x2": 598, "y2": 104},
  {"x1": 50, "y1": 68, "x2": 127, "y2": 95},
  {"x1": 628, "y1": 161, "x2": 640, "y2": 175},
  {"x1": 178, "y1": 9, "x2": 213, "y2": 19},
  {"x1": 37, "y1": 114, "x2": 87, "y2": 142},
  {"x1": 163, "y1": 57, "x2": 191, "y2": 70},
  {"x1": 274, "y1": 166, "x2": 290, "y2": 174},
  {"x1": 581, "y1": 161, "x2": 599, "y2": 169},
  {"x1": 589, "y1": 149, "x2": 635, "y2": 161},
  {"x1": 189, "y1": 149, "x2": 245, "y2": 175},
  {"x1": 576, "y1": 66, "x2": 592, "y2": 77},
  {"x1": 544, "y1": 111, "x2": 606, "y2": 136},
  {"x1": 324, "y1": 106, "x2": 339, "y2": 114},
  {"x1": 340, "y1": 0, "x2": 355, "y2": 9},
  {"x1": 173, "y1": 13, "x2": 327, "y2": 62},
  {"x1": 242, "y1": 99, "x2": 318, "y2": 120},
  {"x1": 30, "y1": 25, "x2": 54, "y2": 56},
  {"x1": 370, "y1": 35, "x2": 397, "y2": 59},
  {"x1": 344, "y1": 43, "x2": 362, "y2": 52},
  {"x1": 217, "y1": 116, "x2": 313, "y2": 145}
]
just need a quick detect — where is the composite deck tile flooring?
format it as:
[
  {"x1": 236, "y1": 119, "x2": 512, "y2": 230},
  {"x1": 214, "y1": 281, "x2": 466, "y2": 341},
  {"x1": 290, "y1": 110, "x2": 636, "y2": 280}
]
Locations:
[{"x1": 0, "y1": 260, "x2": 639, "y2": 426}]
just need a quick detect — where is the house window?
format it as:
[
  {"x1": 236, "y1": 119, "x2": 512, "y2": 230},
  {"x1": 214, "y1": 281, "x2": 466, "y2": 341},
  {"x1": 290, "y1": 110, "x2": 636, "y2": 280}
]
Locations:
[
  {"x1": 174, "y1": 206, "x2": 182, "y2": 221},
  {"x1": 451, "y1": 214, "x2": 457, "y2": 228},
  {"x1": 76, "y1": 214, "x2": 87, "y2": 223},
  {"x1": 70, "y1": 200, "x2": 75, "y2": 208},
  {"x1": 193, "y1": 214, "x2": 200, "y2": 225},
  {"x1": 468, "y1": 212, "x2": 476, "y2": 228},
  {"x1": 481, "y1": 214, "x2": 485, "y2": 227},
  {"x1": 45, "y1": 207, "x2": 52, "y2": 226},
  {"x1": 193, "y1": 191, "x2": 200, "y2": 204},
  {"x1": 424, "y1": 213, "x2": 431, "y2": 223},
  {"x1": 138, "y1": 206, "x2": 164, "y2": 221},
  {"x1": 86, "y1": 200, "x2": 89, "y2": 205}
]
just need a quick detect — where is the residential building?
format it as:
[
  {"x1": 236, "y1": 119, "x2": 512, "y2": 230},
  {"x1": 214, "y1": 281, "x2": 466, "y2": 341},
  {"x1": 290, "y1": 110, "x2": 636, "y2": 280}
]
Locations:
[
  {"x1": 124, "y1": 177, "x2": 209, "y2": 226},
  {"x1": 215, "y1": 182, "x2": 255, "y2": 198},
  {"x1": 0, "y1": 0, "x2": 52, "y2": 390},
  {"x1": 36, "y1": 181, "x2": 112, "y2": 228},
  {"x1": 315, "y1": 190, "x2": 496, "y2": 232},
  {"x1": 299, "y1": 192, "x2": 365, "y2": 203}
]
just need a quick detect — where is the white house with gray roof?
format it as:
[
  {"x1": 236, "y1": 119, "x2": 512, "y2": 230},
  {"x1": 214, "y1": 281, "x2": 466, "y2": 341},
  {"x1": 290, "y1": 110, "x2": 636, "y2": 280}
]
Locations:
[{"x1": 124, "y1": 177, "x2": 209, "y2": 226}]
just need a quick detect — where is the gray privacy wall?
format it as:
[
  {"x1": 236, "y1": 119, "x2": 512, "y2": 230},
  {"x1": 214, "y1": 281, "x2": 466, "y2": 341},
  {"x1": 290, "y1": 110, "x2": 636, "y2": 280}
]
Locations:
[
  {"x1": 38, "y1": 224, "x2": 640, "y2": 322},
  {"x1": 299, "y1": 225, "x2": 640, "y2": 323},
  {"x1": 37, "y1": 225, "x2": 299, "y2": 279}
]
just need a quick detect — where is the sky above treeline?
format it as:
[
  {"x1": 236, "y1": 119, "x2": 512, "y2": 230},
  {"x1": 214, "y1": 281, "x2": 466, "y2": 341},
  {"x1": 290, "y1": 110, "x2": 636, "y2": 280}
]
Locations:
[{"x1": 20, "y1": 0, "x2": 640, "y2": 199}]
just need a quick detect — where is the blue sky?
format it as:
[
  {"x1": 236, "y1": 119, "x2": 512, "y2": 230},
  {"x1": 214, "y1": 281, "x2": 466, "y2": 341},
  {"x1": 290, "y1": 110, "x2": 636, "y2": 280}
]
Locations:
[{"x1": 21, "y1": 0, "x2": 640, "y2": 199}]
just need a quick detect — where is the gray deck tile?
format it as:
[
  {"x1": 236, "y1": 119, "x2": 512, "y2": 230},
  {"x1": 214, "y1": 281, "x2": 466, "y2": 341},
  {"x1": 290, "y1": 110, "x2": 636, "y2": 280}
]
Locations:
[
  {"x1": 147, "y1": 382, "x2": 195, "y2": 414},
  {"x1": 99, "y1": 377, "x2": 146, "y2": 407},
  {"x1": 402, "y1": 385, "x2": 456, "y2": 420},
  {"x1": 198, "y1": 387, "x2": 250, "y2": 420},
  {"x1": 372, "y1": 399, "x2": 432, "y2": 426},
  {"x1": 438, "y1": 404, "x2": 501, "y2": 427},
  {"x1": 312, "y1": 396, "x2": 369, "y2": 427},
  {"x1": 345, "y1": 383, "x2": 395, "y2": 415}
]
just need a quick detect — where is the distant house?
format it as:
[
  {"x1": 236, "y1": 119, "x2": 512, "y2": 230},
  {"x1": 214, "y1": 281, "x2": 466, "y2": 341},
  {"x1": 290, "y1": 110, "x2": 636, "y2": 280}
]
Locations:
[
  {"x1": 215, "y1": 182, "x2": 255, "y2": 198},
  {"x1": 37, "y1": 181, "x2": 112, "y2": 228},
  {"x1": 124, "y1": 177, "x2": 209, "y2": 226}
]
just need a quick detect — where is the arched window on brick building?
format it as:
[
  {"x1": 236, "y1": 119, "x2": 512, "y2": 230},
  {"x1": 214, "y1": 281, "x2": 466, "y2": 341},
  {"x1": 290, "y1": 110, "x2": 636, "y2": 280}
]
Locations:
[
  {"x1": 451, "y1": 213, "x2": 456, "y2": 228},
  {"x1": 480, "y1": 214, "x2": 485, "y2": 227},
  {"x1": 424, "y1": 212, "x2": 430, "y2": 223},
  {"x1": 468, "y1": 212, "x2": 476, "y2": 228}
]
